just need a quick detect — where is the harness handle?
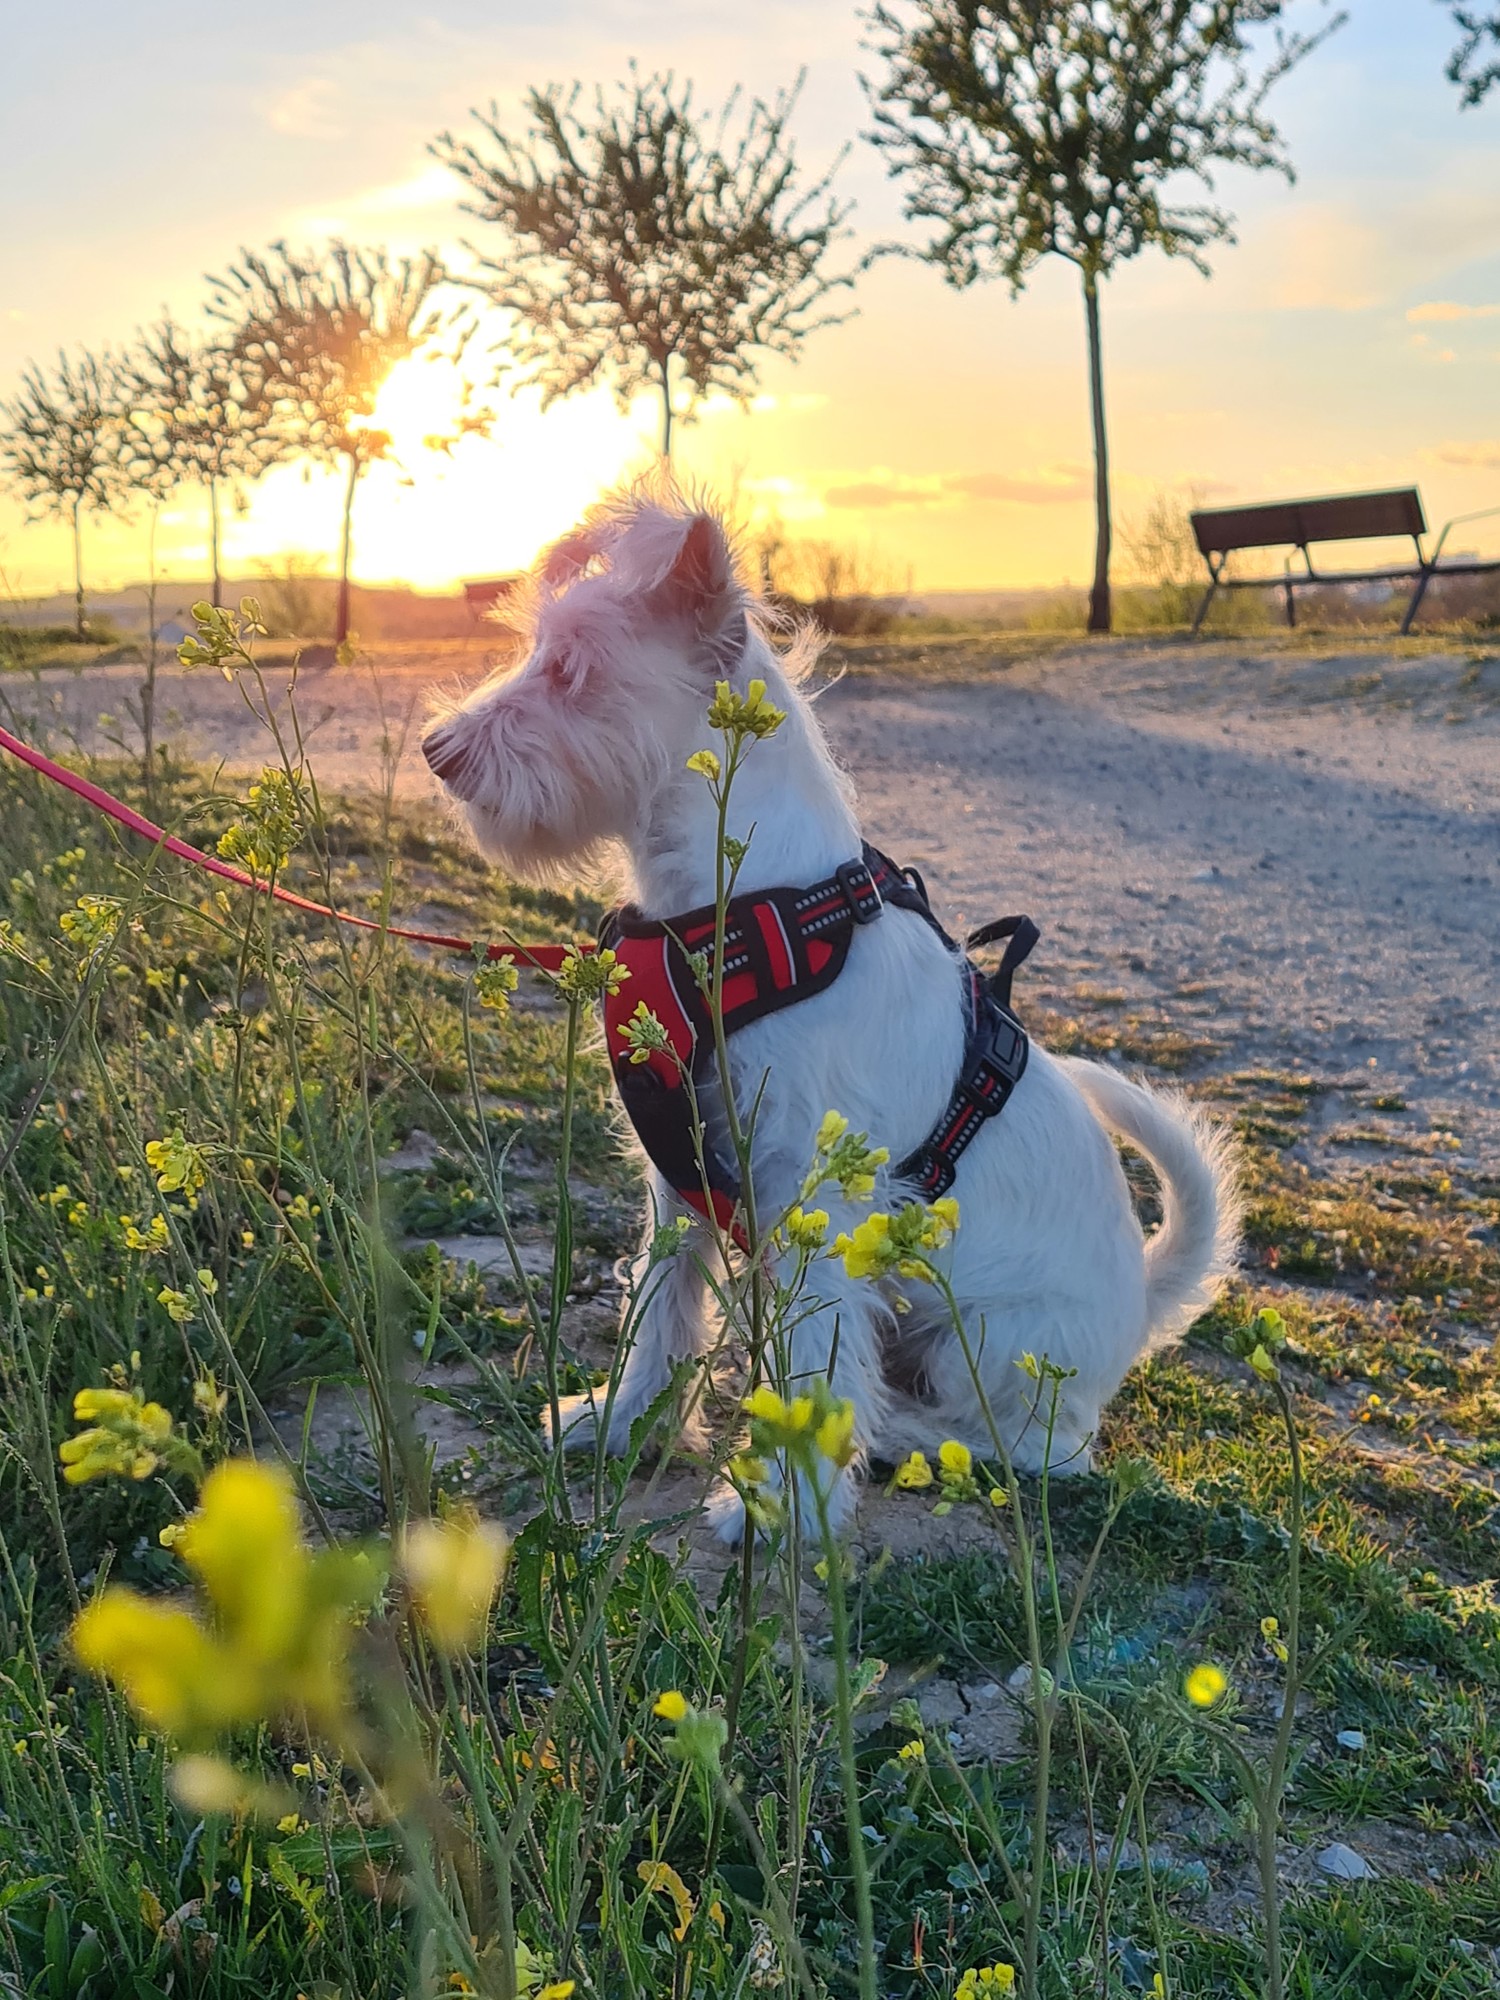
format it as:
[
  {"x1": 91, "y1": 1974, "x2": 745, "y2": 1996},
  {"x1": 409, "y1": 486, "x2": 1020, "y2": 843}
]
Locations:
[{"x1": 965, "y1": 913, "x2": 1040, "y2": 1013}]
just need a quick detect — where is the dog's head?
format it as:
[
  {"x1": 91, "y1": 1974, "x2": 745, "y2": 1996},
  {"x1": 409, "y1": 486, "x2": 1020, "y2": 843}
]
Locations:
[{"x1": 422, "y1": 494, "x2": 754, "y2": 880}]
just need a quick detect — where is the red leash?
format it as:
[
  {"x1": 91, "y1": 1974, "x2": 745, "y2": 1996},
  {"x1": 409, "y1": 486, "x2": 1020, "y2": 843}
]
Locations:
[{"x1": 0, "y1": 722, "x2": 585, "y2": 973}]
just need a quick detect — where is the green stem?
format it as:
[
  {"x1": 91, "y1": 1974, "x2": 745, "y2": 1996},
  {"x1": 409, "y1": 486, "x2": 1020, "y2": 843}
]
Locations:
[{"x1": 816, "y1": 1482, "x2": 877, "y2": 2000}]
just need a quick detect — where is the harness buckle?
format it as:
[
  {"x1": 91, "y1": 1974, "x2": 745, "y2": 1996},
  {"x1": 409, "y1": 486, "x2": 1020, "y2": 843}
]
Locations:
[{"x1": 836, "y1": 860, "x2": 882, "y2": 924}]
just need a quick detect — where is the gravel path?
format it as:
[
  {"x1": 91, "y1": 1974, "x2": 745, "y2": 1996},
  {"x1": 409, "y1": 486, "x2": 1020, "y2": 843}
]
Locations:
[{"x1": 6, "y1": 636, "x2": 1498, "y2": 1162}]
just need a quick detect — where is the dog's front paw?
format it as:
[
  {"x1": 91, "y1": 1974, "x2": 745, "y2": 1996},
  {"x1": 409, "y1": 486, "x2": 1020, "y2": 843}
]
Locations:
[
  {"x1": 704, "y1": 1480, "x2": 753, "y2": 1546},
  {"x1": 540, "y1": 1389, "x2": 606, "y2": 1454},
  {"x1": 539, "y1": 1377, "x2": 674, "y2": 1456},
  {"x1": 704, "y1": 1461, "x2": 861, "y2": 1546}
]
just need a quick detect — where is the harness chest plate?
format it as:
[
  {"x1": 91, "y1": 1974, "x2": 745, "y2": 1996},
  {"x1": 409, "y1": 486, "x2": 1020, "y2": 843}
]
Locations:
[{"x1": 600, "y1": 845, "x2": 1035, "y2": 1241}]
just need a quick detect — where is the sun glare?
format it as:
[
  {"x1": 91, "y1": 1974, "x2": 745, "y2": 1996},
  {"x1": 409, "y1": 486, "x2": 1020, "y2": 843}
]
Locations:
[{"x1": 362, "y1": 353, "x2": 471, "y2": 465}]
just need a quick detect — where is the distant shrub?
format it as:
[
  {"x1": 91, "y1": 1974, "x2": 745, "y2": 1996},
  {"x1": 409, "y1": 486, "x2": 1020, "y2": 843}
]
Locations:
[
  {"x1": 0, "y1": 617, "x2": 124, "y2": 662},
  {"x1": 252, "y1": 558, "x2": 334, "y2": 641}
]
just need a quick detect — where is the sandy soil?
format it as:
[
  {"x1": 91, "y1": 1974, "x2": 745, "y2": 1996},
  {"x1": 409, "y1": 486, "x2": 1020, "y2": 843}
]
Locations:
[{"x1": 5, "y1": 632, "x2": 1498, "y2": 1162}]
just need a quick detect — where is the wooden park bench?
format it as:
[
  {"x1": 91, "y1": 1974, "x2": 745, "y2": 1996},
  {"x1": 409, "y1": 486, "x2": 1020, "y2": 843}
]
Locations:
[{"x1": 1188, "y1": 487, "x2": 1500, "y2": 635}]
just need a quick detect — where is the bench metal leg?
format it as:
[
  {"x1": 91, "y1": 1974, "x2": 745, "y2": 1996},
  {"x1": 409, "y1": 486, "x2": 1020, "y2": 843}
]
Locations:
[
  {"x1": 1190, "y1": 571, "x2": 1220, "y2": 637},
  {"x1": 1400, "y1": 564, "x2": 1434, "y2": 636}
]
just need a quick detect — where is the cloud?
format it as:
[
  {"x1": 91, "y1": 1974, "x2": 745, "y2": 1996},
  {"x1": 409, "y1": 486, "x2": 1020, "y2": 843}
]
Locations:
[
  {"x1": 260, "y1": 76, "x2": 346, "y2": 140},
  {"x1": 1407, "y1": 300, "x2": 1500, "y2": 323},
  {"x1": 293, "y1": 165, "x2": 459, "y2": 236},
  {"x1": 825, "y1": 477, "x2": 944, "y2": 510},
  {"x1": 1436, "y1": 440, "x2": 1500, "y2": 470},
  {"x1": 825, "y1": 465, "x2": 1090, "y2": 510},
  {"x1": 946, "y1": 468, "x2": 1091, "y2": 504}
]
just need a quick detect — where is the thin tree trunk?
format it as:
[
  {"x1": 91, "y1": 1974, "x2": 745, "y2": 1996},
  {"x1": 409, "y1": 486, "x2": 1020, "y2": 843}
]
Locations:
[
  {"x1": 1083, "y1": 271, "x2": 1112, "y2": 636},
  {"x1": 209, "y1": 479, "x2": 222, "y2": 608},
  {"x1": 336, "y1": 452, "x2": 360, "y2": 648},
  {"x1": 142, "y1": 502, "x2": 160, "y2": 809},
  {"x1": 660, "y1": 358, "x2": 674, "y2": 461},
  {"x1": 72, "y1": 496, "x2": 85, "y2": 640}
]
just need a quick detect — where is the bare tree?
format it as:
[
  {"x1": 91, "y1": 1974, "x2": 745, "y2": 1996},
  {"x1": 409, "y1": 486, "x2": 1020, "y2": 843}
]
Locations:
[
  {"x1": 123, "y1": 318, "x2": 281, "y2": 608},
  {"x1": 0, "y1": 348, "x2": 130, "y2": 637},
  {"x1": 865, "y1": 1, "x2": 1342, "y2": 632},
  {"x1": 207, "y1": 242, "x2": 476, "y2": 646},
  {"x1": 434, "y1": 71, "x2": 858, "y2": 458},
  {"x1": 1447, "y1": 4, "x2": 1500, "y2": 102}
]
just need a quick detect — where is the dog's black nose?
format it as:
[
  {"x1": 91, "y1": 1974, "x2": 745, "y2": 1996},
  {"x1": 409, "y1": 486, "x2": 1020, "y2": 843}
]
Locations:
[{"x1": 422, "y1": 727, "x2": 471, "y2": 793}]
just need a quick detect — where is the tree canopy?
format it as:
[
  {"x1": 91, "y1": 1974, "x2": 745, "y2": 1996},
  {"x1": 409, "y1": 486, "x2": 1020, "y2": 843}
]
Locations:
[
  {"x1": 864, "y1": 0, "x2": 1341, "y2": 631},
  {"x1": 434, "y1": 71, "x2": 858, "y2": 455},
  {"x1": 123, "y1": 318, "x2": 282, "y2": 604},
  {"x1": 0, "y1": 347, "x2": 130, "y2": 634},
  {"x1": 1447, "y1": 4, "x2": 1500, "y2": 103},
  {"x1": 865, "y1": 0, "x2": 1341, "y2": 289},
  {"x1": 206, "y1": 241, "x2": 471, "y2": 642}
]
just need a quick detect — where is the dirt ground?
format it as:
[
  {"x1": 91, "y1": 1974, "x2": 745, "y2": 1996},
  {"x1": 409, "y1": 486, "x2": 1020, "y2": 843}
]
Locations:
[{"x1": 6, "y1": 630, "x2": 1497, "y2": 1163}]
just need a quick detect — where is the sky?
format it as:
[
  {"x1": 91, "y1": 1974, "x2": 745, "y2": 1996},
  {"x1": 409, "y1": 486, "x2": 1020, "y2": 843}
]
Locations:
[{"x1": 3, "y1": 0, "x2": 1500, "y2": 600}]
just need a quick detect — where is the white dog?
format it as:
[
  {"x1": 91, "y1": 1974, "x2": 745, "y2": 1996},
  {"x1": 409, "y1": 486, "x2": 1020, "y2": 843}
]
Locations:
[{"x1": 423, "y1": 491, "x2": 1240, "y2": 1536}]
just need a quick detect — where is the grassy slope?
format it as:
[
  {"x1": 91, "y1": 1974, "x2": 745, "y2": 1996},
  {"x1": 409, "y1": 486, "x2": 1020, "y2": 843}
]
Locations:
[{"x1": 0, "y1": 721, "x2": 1495, "y2": 1998}]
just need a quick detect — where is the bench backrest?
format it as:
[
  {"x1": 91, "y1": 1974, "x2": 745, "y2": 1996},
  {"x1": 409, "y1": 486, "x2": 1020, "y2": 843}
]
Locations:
[{"x1": 1191, "y1": 488, "x2": 1426, "y2": 557}]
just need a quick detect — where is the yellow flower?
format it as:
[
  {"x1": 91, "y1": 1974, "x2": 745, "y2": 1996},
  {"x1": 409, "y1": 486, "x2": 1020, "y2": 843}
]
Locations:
[
  {"x1": 1184, "y1": 1662, "x2": 1229, "y2": 1709},
  {"x1": 75, "y1": 1459, "x2": 384, "y2": 1748},
  {"x1": 783, "y1": 1205, "x2": 830, "y2": 1251},
  {"x1": 403, "y1": 1508, "x2": 510, "y2": 1655},
  {"x1": 60, "y1": 1386, "x2": 175, "y2": 1485},
  {"x1": 815, "y1": 1110, "x2": 848, "y2": 1151},
  {"x1": 654, "y1": 1690, "x2": 688, "y2": 1722},
  {"x1": 1248, "y1": 1343, "x2": 1277, "y2": 1380},
  {"x1": 144, "y1": 1131, "x2": 208, "y2": 1199},
  {"x1": 475, "y1": 956, "x2": 519, "y2": 1014},
  {"x1": 72, "y1": 1593, "x2": 236, "y2": 1738},
  {"x1": 1260, "y1": 1615, "x2": 1279, "y2": 1639},
  {"x1": 814, "y1": 1400, "x2": 857, "y2": 1468},
  {"x1": 832, "y1": 1197, "x2": 956, "y2": 1281},
  {"x1": 956, "y1": 1966, "x2": 1016, "y2": 1999},
  {"x1": 685, "y1": 748, "x2": 721, "y2": 781},
  {"x1": 804, "y1": 1110, "x2": 890, "y2": 1203},
  {"x1": 707, "y1": 677, "x2": 785, "y2": 739},
  {"x1": 617, "y1": 999, "x2": 673, "y2": 1066},
  {"x1": 743, "y1": 1386, "x2": 789, "y2": 1426},
  {"x1": 893, "y1": 1450, "x2": 934, "y2": 1491},
  {"x1": 216, "y1": 769, "x2": 302, "y2": 880},
  {"x1": 832, "y1": 1212, "x2": 893, "y2": 1280},
  {"x1": 897, "y1": 1737, "x2": 925, "y2": 1761},
  {"x1": 554, "y1": 944, "x2": 629, "y2": 1000},
  {"x1": 537, "y1": 1985, "x2": 576, "y2": 2000},
  {"x1": 931, "y1": 1197, "x2": 960, "y2": 1233},
  {"x1": 156, "y1": 1287, "x2": 195, "y2": 1325},
  {"x1": 277, "y1": 1812, "x2": 302, "y2": 1834},
  {"x1": 938, "y1": 1440, "x2": 973, "y2": 1480},
  {"x1": 120, "y1": 1214, "x2": 169, "y2": 1254}
]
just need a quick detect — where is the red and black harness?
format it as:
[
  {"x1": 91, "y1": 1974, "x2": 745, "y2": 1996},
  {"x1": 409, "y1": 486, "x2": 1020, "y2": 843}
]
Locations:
[{"x1": 600, "y1": 845, "x2": 1037, "y2": 1243}]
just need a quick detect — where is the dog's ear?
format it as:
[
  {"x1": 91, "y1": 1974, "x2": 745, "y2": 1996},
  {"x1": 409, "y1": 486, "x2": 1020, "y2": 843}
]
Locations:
[{"x1": 663, "y1": 515, "x2": 734, "y2": 618}]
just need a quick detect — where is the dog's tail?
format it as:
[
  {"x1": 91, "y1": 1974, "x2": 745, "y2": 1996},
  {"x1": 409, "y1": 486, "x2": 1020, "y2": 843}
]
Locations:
[{"x1": 1063, "y1": 1059, "x2": 1242, "y2": 1349}]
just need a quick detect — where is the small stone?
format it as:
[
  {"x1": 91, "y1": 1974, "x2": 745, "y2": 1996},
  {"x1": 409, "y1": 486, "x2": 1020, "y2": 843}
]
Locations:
[
  {"x1": 967, "y1": 1682, "x2": 1002, "y2": 1703},
  {"x1": 1316, "y1": 1842, "x2": 1376, "y2": 1881},
  {"x1": 1005, "y1": 1663, "x2": 1053, "y2": 1697},
  {"x1": 1335, "y1": 1729, "x2": 1367, "y2": 1751}
]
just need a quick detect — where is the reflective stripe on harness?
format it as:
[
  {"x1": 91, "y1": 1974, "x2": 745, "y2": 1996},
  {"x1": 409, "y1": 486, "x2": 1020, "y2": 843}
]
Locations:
[{"x1": 600, "y1": 844, "x2": 1037, "y2": 1242}]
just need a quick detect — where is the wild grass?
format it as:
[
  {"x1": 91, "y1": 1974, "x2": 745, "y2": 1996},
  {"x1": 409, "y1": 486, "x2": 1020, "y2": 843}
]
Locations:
[{"x1": 0, "y1": 630, "x2": 1496, "y2": 1998}]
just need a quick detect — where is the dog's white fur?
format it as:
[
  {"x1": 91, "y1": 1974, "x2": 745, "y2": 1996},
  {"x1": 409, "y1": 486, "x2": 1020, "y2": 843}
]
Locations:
[{"x1": 423, "y1": 489, "x2": 1241, "y2": 1537}]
